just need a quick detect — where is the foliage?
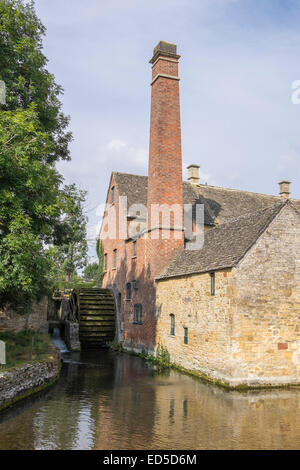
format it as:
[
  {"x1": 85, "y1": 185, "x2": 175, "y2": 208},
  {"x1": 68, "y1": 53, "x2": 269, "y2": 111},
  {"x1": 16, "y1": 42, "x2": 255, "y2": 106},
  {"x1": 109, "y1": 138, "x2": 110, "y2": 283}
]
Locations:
[
  {"x1": 47, "y1": 184, "x2": 88, "y2": 285},
  {"x1": 81, "y1": 240, "x2": 105, "y2": 287},
  {"x1": 140, "y1": 345, "x2": 171, "y2": 370},
  {"x1": 0, "y1": 1, "x2": 88, "y2": 308},
  {"x1": 83, "y1": 263, "x2": 100, "y2": 282},
  {"x1": 0, "y1": 0, "x2": 72, "y2": 162},
  {"x1": 50, "y1": 272, "x2": 95, "y2": 291},
  {"x1": 96, "y1": 238, "x2": 105, "y2": 286},
  {"x1": 0, "y1": 106, "x2": 62, "y2": 308},
  {"x1": 0, "y1": 330, "x2": 51, "y2": 370}
]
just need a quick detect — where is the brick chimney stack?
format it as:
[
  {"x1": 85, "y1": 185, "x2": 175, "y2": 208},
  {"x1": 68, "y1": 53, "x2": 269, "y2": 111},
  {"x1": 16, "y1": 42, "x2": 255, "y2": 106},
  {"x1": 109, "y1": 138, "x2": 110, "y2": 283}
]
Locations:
[
  {"x1": 147, "y1": 41, "x2": 183, "y2": 215},
  {"x1": 145, "y1": 41, "x2": 184, "y2": 278}
]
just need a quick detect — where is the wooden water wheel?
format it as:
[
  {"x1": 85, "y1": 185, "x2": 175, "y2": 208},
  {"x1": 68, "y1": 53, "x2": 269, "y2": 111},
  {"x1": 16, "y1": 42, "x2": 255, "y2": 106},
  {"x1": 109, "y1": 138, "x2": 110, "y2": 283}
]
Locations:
[{"x1": 71, "y1": 288, "x2": 116, "y2": 349}]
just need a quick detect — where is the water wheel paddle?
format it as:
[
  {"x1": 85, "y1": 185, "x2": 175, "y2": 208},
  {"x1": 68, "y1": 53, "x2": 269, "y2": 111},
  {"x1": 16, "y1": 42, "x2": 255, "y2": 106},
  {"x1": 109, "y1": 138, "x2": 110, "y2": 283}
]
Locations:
[{"x1": 71, "y1": 288, "x2": 116, "y2": 349}]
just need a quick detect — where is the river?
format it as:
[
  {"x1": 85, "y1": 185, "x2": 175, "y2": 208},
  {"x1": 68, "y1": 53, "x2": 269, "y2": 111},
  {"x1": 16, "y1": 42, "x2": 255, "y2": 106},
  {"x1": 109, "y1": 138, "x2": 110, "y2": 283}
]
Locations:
[{"x1": 1, "y1": 349, "x2": 300, "y2": 450}]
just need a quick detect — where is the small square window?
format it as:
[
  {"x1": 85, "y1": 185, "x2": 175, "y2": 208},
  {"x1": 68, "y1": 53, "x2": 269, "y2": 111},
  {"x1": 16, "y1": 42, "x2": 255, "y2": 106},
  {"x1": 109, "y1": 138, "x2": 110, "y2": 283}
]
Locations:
[
  {"x1": 210, "y1": 272, "x2": 215, "y2": 296},
  {"x1": 184, "y1": 327, "x2": 188, "y2": 345},
  {"x1": 170, "y1": 314, "x2": 175, "y2": 336},
  {"x1": 133, "y1": 240, "x2": 137, "y2": 257},
  {"x1": 133, "y1": 304, "x2": 142, "y2": 324},
  {"x1": 111, "y1": 186, "x2": 115, "y2": 204},
  {"x1": 126, "y1": 282, "x2": 132, "y2": 300}
]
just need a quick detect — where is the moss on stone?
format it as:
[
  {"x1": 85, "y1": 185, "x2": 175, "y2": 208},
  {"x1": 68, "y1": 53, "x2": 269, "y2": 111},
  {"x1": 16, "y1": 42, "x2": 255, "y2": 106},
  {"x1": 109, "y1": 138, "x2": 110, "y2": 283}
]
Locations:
[
  {"x1": 0, "y1": 344, "x2": 62, "y2": 412},
  {"x1": 0, "y1": 367, "x2": 61, "y2": 412},
  {"x1": 115, "y1": 344, "x2": 300, "y2": 391}
]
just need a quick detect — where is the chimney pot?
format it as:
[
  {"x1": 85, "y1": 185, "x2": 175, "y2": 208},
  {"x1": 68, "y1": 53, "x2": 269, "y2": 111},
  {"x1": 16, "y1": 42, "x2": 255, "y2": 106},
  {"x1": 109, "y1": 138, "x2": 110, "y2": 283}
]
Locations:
[
  {"x1": 279, "y1": 180, "x2": 291, "y2": 199},
  {"x1": 187, "y1": 164, "x2": 200, "y2": 185}
]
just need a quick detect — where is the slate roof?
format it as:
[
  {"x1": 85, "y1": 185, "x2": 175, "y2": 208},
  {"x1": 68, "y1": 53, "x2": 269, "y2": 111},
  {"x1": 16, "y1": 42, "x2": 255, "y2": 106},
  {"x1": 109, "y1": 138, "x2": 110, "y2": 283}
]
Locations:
[
  {"x1": 112, "y1": 172, "x2": 300, "y2": 225},
  {"x1": 113, "y1": 173, "x2": 148, "y2": 210},
  {"x1": 156, "y1": 202, "x2": 286, "y2": 280},
  {"x1": 112, "y1": 172, "x2": 300, "y2": 278}
]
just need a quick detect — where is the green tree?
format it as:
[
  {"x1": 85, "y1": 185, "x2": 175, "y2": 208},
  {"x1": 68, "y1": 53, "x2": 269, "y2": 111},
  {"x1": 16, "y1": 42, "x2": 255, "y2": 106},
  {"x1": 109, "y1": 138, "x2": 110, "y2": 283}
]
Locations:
[
  {"x1": 0, "y1": 1, "x2": 87, "y2": 309},
  {"x1": 83, "y1": 263, "x2": 100, "y2": 283},
  {"x1": 48, "y1": 184, "x2": 88, "y2": 285},
  {"x1": 96, "y1": 239, "x2": 105, "y2": 287},
  {"x1": 0, "y1": 0, "x2": 72, "y2": 161},
  {"x1": 0, "y1": 105, "x2": 62, "y2": 308}
]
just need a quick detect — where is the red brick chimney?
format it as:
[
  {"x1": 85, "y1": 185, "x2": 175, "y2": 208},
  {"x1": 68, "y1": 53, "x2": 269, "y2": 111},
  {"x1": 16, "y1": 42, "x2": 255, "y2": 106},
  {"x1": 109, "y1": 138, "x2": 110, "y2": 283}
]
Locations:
[
  {"x1": 147, "y1": 41, "x2": 183, "y2": 212},
  {"x1": 145, "y1": 41, "x2": 184, "y2": 276}
]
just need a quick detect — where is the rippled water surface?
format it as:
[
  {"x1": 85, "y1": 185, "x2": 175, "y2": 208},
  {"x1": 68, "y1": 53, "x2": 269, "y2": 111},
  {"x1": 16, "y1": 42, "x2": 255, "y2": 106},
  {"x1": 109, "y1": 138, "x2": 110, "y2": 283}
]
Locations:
[{"x1": 1, "y1": 350, "x2": 300, "y2": 450}]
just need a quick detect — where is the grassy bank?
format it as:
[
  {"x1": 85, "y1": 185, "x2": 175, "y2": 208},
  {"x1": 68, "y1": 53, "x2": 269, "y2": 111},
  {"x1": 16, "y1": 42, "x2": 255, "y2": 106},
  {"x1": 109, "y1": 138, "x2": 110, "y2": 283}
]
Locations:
[{"x1": 0, "y1": 331, "x2": 52, "y2": 370}]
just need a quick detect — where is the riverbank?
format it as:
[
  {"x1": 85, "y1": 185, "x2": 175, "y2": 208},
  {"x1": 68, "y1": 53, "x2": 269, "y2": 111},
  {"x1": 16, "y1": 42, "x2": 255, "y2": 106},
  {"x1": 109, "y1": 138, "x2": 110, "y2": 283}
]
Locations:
[
  {"x1": 110, "y1": 343, "x2": 300, "y2": 391},
  {"x1": 0, "y1": 333, "x2": 62, "y2": 411}
]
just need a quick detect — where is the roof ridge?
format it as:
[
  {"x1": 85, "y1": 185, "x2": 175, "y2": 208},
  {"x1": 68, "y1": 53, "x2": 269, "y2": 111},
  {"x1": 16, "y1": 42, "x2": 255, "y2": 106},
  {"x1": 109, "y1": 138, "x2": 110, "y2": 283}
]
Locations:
[
  {"x1": 112, "y1": 172, "x2": 300, "y2": 203},
  {"x1": 196, "y1": 182, "x2": 283, "y2": 199},
  {"x1": 286, "y1": 199, "x2": 300, "y2": 218},
  {"x1": 113, "y1": 171, "x2": 147, "y2": 178}
]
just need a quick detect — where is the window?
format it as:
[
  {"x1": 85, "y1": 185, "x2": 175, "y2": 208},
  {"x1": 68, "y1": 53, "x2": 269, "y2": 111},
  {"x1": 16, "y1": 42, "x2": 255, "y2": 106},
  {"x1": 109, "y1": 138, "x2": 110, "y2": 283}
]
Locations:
[
  {"x1": 113, "y1": 249, "x2": 117, "y2": 268},
  {"x1": 133, "y1": 304, "x2": 142, "y2": 324},
  {"x1": 170, "y1": 314, "x2": 175, "y2": 336},
  {"x1": 184, "y1": 327, "x2": 188, "y2": 345},
  {"x1": 132, "y1": 240, "x2": 137, "y2": 257},
  {"x1": 210, "y1": 272, "x2": 215, "y2": 296},
  {"x1": 111, "y1": 186, "x2": 115, "y2": 204},
  {"x1": 126, "y1": 282, "x2": 132, "y2": 300},
  {"x1": 104, "y1": 253, "x2": 107, "y2": 271}
]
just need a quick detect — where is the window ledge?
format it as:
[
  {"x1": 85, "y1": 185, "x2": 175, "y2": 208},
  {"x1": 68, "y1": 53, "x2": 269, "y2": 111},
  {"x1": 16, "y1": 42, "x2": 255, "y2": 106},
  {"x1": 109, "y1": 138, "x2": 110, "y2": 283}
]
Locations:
[
  {"x1": 112, "y1": 267, "x2": 117, "y2": 271},
  {"x1": 125, "y1": 298, "x2": 131, "y2": 302},
  {"x1": 131, "y1": 256, "x2": 137, "y2": 259}
]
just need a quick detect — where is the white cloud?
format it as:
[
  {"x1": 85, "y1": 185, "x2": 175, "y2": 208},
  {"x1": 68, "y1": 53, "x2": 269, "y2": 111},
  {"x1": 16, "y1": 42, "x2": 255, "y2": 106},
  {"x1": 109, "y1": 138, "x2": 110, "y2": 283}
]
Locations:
[
  {"x1": 100, "y1": 139, "x2": 148, "y2": 170},
  {"x1": 35, "y1": 0, "x2": 300, "y2": 260},
  {"x1": 106, "y1": 139, "x2": 127, "y2": 151}
]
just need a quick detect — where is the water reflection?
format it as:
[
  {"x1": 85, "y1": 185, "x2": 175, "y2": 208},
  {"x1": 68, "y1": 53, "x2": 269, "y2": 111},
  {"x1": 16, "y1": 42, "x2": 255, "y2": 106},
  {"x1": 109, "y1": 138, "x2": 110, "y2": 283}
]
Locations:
[{"x1": 1, "y1": 350, "x2": 300, "y2": 449}]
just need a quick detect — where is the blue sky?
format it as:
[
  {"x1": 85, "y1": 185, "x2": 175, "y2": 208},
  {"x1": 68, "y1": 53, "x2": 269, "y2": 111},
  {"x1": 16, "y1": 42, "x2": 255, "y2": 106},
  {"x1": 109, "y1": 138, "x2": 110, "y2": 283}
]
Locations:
[{"x1": 34, "y1": 0, "x2": 300, "y2": 258}]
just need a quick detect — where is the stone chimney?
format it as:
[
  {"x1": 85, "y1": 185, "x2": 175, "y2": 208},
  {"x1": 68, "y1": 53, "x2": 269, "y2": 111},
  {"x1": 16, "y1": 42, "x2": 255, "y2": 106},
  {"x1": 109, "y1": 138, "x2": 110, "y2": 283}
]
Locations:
[
  {"x1": 187, "y1": 164, "x2": 200, "y2": 185},
  {"x1": 147, "y1": 41, "x2": 183, "y2": 211},
  {"x1": 279, "y1": 181, "x2": 291, "y2": 199}
]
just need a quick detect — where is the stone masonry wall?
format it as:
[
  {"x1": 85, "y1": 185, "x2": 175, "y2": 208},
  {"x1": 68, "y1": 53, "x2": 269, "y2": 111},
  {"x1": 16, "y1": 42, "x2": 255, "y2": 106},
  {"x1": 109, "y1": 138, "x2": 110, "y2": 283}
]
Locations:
[
  {"x1": 228, "y1": 203, "x2": 300, "y2": 386},
  {"x1": 64, "y1": 321, "x2": 80, "y2": 351},
  {"x1": 0, "y1": 298, "x2": 48, "y2": 334},
  {"x1": 0, "y1": 344, "x2": 61, "y2": 411},
  {"x1": 156, "y1": 270, "x2": 234, "y2": 383},
  {"x1": 156, "y1": 204, "x2": 300, "y2": 388}
]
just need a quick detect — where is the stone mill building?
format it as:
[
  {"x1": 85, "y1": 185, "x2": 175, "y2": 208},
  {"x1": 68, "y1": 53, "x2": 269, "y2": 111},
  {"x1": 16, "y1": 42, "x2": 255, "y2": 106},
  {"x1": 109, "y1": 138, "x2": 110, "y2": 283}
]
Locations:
[{"x1": 99, "y1": 41, "x2": 300, "y2": 388}]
